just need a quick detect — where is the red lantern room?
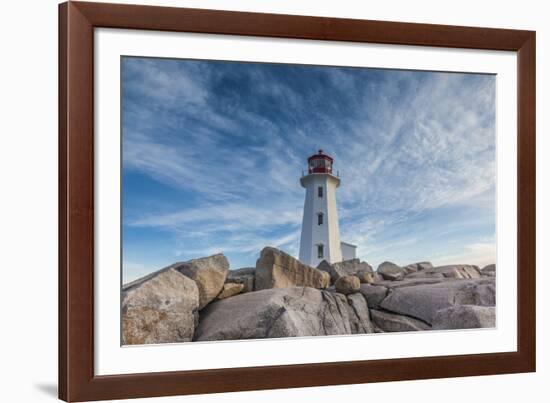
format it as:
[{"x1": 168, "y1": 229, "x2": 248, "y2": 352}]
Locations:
[{"x1": 307, "y1": 150, "x2": 333, "y2": 174}]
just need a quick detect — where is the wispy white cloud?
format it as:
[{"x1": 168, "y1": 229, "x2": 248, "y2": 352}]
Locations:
[
  {"x1": 131, "y1": 202, "x2": 302, "y2": 231},
  {"x1": 121, "y1": 58, "x2": 496, "y2": 274},
  {"x1": 176, "y1": 229, "x2": 301, "y2": 258}
]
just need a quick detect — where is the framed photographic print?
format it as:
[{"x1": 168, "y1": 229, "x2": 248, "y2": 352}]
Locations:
[{"x1": 59, "y1": 1, "x2": 536, "y2": 401}]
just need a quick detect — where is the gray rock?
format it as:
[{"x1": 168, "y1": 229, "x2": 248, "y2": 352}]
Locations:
[
  {"x1": 416, "y1": 262, "x2": 434, "y2": 271},
  {"x1": 379, "y1": 277, "x2": 495, "y2": 324},
  {"x1": 481, "y1": 264, "x2": 496, "y2": 277},
  {"x1": 317, "y1": 260, "x2": 337, "y2": 276},
  {"x1": 405, "y1": 271, "x2": 446, "y2": 280},
  {"x1": 432, "y1": 265, "x2": 482, "y2": 279},
  {"x1": 403, "y1": 261, "x2": 434, "y2": 274},
  {"x1": 372, "y1": 272, "x2": 385, "y2": 283},
  {"x1": 122, "y1": 265, "x2": 199, "y2": 345},
  {"x1": 195, "y1": 287, "x2": 358, "y2": 341},
  {"x1": 375, "y1": 277, "x2": 448, "y2": 289},
  {"x1": 217, "y1": 283, "x2": 244, "y2": 299},
  {"x1": 325, "y1": 285, "x2": 336, "y2": 293},
  {"x1": 317, "y1": 259, "x2": 373, "y2": 284},
  {"x1": 335, "y1": 275, "x2": 361, "y2": 295},
  {"x1": 404, "y1": 265, "x2": 481, "y2": 280},
  {"x1": 316, "y1": 260, "x2": 333, "y2": 277},
  {"x1": 255, "y1": 247, "x2": 330, "y2": 290},
  {"x1": 377, "y1": 261, "x2": 406, "y2": 281},
  {"x1": 175, "y1": 254, "x2": 230, "y2": 309},
  {"x1": 346, "y1": 293, "x2": 375, "y2": 334},
  {"x1": 370, "y1": 310, "x2": 431, "y2": 332},
  {"x1": 432, "y1": 305, "x2": 496, "y2": 329},
  {"x1": 361, "y1": 272, "x2": 375, "y2": 284},
  {"x1": 334, "y1": 259, "x2": 373, "y2": 277},
  {"x1": 358, "y1": 284, "x2": 388, "y2": 309},
  {"x1": 226, "y1": 267, "x2": 255, "y2": 292}
]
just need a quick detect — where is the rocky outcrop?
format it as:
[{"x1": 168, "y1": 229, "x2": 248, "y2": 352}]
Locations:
[
  {"x1": 335, "y1": 275, "x2": 361, "y2": 295},
  {"x1": 255, "y1": 247, "x2": 330, "y2": 290},
  {"x1": 432, "y1": 305, "x2": 495, "y2": 329},
  {"x1": 122, "y1": 265, "x2": 199, "y2": 345},
  {"x1": 377, "y1": 261, "x2": 406, "y2": 281},
  {"x1": 217, "y1": 283, "x2": 244, "y2": 299},
  {"x1": 317, "y1": 259, "x2": 373, "y2": 284},
  {"x1": 370, "y1": 309, "x2": 431, "y2": 332},
  {"x1": 226, "y1": 267, "x2": 255, "y2": 292},
  {"x1": 175, "y1": 254, "x2": 229, "y2": 309},
  {"x1": 406, "y1": 264, "x2": 481, "y2": 280},
  {"x1": 379, "y1": 277, "x2": 495, "y2": 325},
  {"x1": 195, "y1": 287, "x2": 373, "y2": 341},
  {"x1": 122, "y1": 249, "x2": 497, "y2": 344}
]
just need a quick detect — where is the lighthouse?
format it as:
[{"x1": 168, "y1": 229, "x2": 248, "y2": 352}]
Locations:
[{"x1": 299, "y1": 150, "x2": 356, "y2": 266}]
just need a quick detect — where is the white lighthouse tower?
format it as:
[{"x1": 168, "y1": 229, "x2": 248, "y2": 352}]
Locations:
[{"x1": 299, "y1": 150, "x2": 352, "y2": 267}]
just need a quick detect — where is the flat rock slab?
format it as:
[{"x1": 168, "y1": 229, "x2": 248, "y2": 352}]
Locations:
[
  {"x1": 432, "y1": 305, "x2": 496, "y2": 329},
  {"x1": 370, "y1": 309, "x2": 431, "y2": 332},
  {"x1": 374, "y1": 277, "x2": 450, "y2": 289},
  {"x1": 405, "y1": 271, "x2": 446, "y2": 280},
  {"x1": 379, "y1": 278, "x2": 495, "y2": 325},
  {"x1": 255, "y1": 247, "x2": 330, "y2": 290},
  {"x1": 175, "y1": 254, "x2": 229, "y2": 309},
  {"x1": 122, "y1": 266, "x2": 199, "y2": 345},
  {"x1": 195, "y1": 287, "x2": 372, "y2": 341}
]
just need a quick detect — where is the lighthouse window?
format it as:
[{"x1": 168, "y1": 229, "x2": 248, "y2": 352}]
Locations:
[
  {"x1": 317, "y1": 244, "x2": 324, "y2": 259},
  {"x1": 318, "y1": 186, "x2": 323, "y2": 198},
  {"x1": 317, "y1": 213, "x2": 324, "y2": 225}
]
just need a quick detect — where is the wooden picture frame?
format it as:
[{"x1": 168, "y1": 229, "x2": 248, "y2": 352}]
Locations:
[{"x1": 59, "y1": 1, "x2": 536, "y2": 401}]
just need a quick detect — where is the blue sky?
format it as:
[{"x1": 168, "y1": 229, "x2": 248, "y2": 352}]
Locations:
[{"x1": 122, "y1": 56, "x2": 496, "y2": 283}]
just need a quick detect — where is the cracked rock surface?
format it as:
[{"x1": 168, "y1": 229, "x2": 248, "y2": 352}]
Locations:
[
  {"x1": 370, "y1": 309, "x2": 431, "y2": 332},
  {"x1": 122, "y1": 266, "x2": 199, "y2": 345},
  {"x1": 379, "y1": 277, "x2": 495, "y2": 325},
  {"x1": 194, "y1": 287, "x2": 375, "y2": 341}
]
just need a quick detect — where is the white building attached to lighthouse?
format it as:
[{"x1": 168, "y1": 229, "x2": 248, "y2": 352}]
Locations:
[{"x1": 299, "y1": 150, "x2": 356, "y2": 267}]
